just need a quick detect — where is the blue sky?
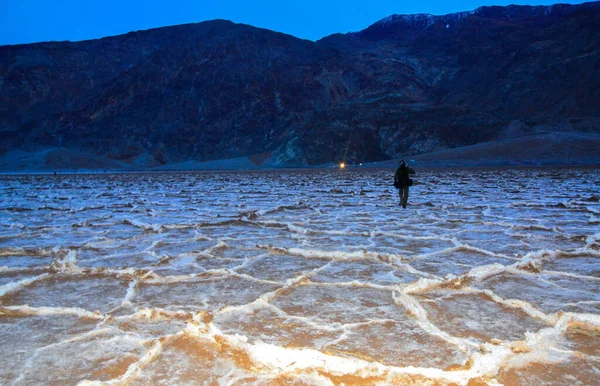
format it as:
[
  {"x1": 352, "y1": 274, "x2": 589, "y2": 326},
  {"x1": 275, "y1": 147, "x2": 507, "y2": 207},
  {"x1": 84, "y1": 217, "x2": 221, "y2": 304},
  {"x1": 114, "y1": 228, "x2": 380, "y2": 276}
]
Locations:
[{"x1": 0, "y1": 0, "x2": 589, "y2": 45}]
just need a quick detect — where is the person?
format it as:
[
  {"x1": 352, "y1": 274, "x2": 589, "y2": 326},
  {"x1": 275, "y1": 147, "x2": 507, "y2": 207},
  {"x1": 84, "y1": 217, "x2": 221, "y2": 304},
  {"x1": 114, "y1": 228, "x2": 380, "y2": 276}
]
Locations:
[{"x1": 394, "y1": 160, "x2": 415, "y2": 208}]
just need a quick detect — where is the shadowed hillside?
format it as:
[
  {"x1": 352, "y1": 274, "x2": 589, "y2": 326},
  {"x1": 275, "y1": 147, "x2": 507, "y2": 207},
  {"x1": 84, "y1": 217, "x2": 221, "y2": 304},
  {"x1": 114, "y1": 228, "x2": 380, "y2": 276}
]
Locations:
[{"x1": 1, "y1": 2, "x2": 599, "y2": 171}]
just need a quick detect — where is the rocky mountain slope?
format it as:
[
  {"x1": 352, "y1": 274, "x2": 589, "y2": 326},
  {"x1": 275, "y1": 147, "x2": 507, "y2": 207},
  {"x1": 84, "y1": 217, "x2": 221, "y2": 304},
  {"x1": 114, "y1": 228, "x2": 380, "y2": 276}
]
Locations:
[{"x1": 1, "y1": 2, "x2": 599, "y2": 170}]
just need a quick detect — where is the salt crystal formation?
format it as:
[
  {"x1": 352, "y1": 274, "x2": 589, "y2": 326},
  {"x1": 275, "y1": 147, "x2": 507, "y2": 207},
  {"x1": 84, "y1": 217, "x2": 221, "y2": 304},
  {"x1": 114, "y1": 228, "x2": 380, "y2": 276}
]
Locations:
[{"x1": 1, "y1": 168, "x2": 599, "y2": 385}]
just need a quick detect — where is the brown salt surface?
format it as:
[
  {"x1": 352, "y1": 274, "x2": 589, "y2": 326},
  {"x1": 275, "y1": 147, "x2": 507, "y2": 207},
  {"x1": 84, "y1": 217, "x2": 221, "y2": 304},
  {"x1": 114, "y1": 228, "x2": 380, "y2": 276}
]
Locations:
[
  {"x1": 372, "y1": 235, "x2": 455, "y2": 257},
  {"x1": 76, "y1": 245, "x2": 126, "y2": 261},
  {"x1": 194, "y1": 256, "x2": 246, "y2": 271},
  {"x1": 310, "y1": 259, "x2": 418, "y2": 285},
  {"x1": 0, "y1": 253, "x2": 53, "y2": 269},
  {"x1": 0, "y1": 314, "x2": 97, "y2": 384},
  {"x1": 271, "y1": 285, "x2": 404, "y2": 325},
  {"x1": 195, "y1": 242, "x2": 250, "y2": 260},
  {"x1": 302, "y1": 234, "x2": 377, "y2": 252},
  {"x1": 110, "y1": 316, "x2": 189, "y2": 340},
  {"x1": 234, "y1": 254, "x2": 329, "y2": 282},
  {"x1": 131, "y1": 334, "x2": 247, "y2": 385},
  {"x1": 214, "y1": 306, "x2": 339, "y2": 349},
  {"x1": 136, "y1": 334, "x2": 340, "y2": 386},
  {"x1": 134, "y1": 276, "x2": 281, "y2": 312},
  {"x1": 542, "y1": 255, "x2": 600, "y2": 277},
  {"x1": 544, "y1": 275, "x2": 600, "y2": 313},
  {"x1": 221, "y1": 233, "x2": 295, "y2": 250},
  {"x1": 148, "y1": 238, "x2": 217, "y2": 256},
  {"x1": 565, "y1": 328, "x2": 600, "y2": 357},
  {"x1": 15, "y1": 329, "x2": 146, "y2": 385},
  {"x1": 325, "y1": 320, "x2": 468, "y2": 368},
  {"x1": 475, "y1": 272, "x2": 600, "y2": 314},
  {"x1": 495, "y1": 356, "x2": 600, "y2": 386},
  {"x1": 455, "y1": 228, "x2": 534, "y2": 256},
  {"x1": 316, "y1": 371, "x2": 388, "y2": 386},
  {"x1": 354, "y1": 235, "x2": 410, "y2": 255},
  {"x1": 149, "y1": 255, "x2": 209, "y2": 276},
  {"x1": 0, "y1": 274, "x2": 130, "y2": 312},
  {"x1": 418, "y1": 290, "x2": 548, "y2": 342},
  {"x1": 96, "y1": 225, "x2": 152, "y2": 244}
]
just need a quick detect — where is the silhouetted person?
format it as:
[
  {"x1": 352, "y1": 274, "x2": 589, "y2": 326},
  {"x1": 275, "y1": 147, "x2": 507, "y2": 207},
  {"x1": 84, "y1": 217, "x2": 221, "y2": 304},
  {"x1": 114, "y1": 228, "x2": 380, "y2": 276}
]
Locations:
[{"x1": 394, "y1": 160, "x2": 415, "y2": 208}]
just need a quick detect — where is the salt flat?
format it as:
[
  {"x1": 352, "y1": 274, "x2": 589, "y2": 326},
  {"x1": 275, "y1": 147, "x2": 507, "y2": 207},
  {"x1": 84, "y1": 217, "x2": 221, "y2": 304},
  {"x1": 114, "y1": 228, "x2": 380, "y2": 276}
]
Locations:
[{"x1": 1, "y1": 168, "x2": 599, "y2": 385}]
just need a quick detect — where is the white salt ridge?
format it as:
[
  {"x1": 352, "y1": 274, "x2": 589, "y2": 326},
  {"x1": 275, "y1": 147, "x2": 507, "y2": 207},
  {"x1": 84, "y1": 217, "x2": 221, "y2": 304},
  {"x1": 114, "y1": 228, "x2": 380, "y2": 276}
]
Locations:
[
  {"x1": 393, "y1": 290, "x2": 477, "y2": 352},
  {"x1": 503, "y1": 313, "x2": 597, "y2": 370},
  {"x1": 0, "y1": 273, "x2": 49, "y2": 297},
  {"x1": 479, "y1": 289, "x2": 557, "y2": 325},
  {"x1": 412, "y1": 243, "x2": 514, "y2": 261},
  {"x1": 140, "y1": 269, "x2": 229, "y2": 285},
  {"x1": 182, "y1": 315, "x2": 518, "y2": 386},
  {"x1": 257, "y1": 244, "x2": 408, "y2": 269},
  {"x1": 201, "y1": 316, "x2": 464, "y2": 382},
  {"x1": 119, "y1": 280, "x2": 138, "y2": 308},
  {"x1": 0, "y1": 304, "x2": 103, "y2": 319}
]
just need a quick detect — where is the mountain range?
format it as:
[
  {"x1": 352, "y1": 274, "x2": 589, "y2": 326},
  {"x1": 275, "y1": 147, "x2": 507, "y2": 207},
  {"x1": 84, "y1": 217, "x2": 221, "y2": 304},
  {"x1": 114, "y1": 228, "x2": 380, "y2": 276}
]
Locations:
[{"x1": 1, "y1": 2, "x2": 599, "y2": 171}]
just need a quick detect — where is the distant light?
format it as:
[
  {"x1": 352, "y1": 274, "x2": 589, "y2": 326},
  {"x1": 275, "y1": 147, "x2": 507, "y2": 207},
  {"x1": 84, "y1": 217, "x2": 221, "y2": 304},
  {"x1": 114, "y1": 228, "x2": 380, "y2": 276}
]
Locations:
[
  {"x1": 359, "y1": 163, "x2": 363, "y2": 166},
  {"x1": 340, "y1": 162, "x2": 346, "y2": 169}
]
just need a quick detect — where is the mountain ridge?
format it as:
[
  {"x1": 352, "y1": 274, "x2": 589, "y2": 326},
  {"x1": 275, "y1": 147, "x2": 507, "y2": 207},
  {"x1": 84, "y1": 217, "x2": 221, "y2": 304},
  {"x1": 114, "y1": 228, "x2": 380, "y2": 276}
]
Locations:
[
  {"x1": 365, "y1": 1, "x2": 600, "y2": 28},
  {"x1": 1, "y1": 2, "x2": 599, "y2": 171}
]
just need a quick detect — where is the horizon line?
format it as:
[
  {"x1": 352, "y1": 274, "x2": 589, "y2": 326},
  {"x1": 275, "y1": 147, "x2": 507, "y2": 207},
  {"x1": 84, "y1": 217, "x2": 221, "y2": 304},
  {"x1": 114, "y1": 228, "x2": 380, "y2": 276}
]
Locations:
[{"x1": 1, "y1": 1, "x2": 593, "y2": 48}]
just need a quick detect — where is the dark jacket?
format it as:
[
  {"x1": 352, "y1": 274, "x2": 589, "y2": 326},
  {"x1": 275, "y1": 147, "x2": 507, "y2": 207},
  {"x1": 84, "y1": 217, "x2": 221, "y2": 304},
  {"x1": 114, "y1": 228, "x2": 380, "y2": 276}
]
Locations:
[{"x1": 394, "y1": 164, "x2": 415, "y2": 188}]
